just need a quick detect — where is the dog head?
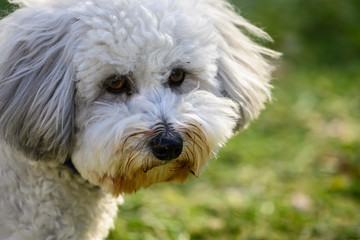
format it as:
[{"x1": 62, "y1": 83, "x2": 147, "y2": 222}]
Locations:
[{"x1": 0, "y1": 0, "x2": 278, "y2": 195}]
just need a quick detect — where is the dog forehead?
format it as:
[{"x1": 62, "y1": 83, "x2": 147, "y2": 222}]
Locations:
[{"x1": 75, "y1": 0, "x2": 207, "y2": 67}]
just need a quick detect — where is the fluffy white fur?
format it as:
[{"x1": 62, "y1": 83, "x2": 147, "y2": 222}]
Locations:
[{"x1": 0, "y1": 0, "x2": 279, "y2": 239}]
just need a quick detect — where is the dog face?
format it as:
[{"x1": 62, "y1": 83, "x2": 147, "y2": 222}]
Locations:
[{"x1": 0, "y1": 0, "x2": 278, "y2": 195}]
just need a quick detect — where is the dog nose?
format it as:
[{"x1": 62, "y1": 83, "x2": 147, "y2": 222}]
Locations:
[{"x1": 150, "y1": 132, "x2": 183, "y2": 161}]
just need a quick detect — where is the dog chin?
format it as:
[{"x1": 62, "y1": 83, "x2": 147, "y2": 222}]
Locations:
[{"x1": 91, "y1": 160, "x2": 197, "y2": 195}]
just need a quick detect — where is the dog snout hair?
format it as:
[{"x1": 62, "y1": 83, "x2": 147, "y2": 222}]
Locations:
[{"x1": 149, "y1": 124, "x2": 183, "y2": 161}]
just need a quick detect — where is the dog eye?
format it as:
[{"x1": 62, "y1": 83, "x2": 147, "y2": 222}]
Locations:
[
  {"x1": 169, "y1": 69, "x2": 186, "y2": 86},
  {"x1": 104, "y1": 75, "x2": 131, "y2": 94}
]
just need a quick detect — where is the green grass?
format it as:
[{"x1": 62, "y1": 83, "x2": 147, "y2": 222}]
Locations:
[{"x1": 107, "y1": 64, "x2": 360, "y2": 240}]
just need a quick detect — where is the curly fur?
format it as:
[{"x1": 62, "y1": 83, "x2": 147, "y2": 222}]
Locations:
[{"x1": 0, "y1": 0, "x2": 279, "y2": 239}]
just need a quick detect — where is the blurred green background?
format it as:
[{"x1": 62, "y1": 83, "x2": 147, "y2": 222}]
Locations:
[{"x1": 1, "y1": 0, "x2": 359, "y2": 239}]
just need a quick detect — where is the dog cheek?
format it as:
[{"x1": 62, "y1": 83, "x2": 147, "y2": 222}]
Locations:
[
  {"x1": 71, "y1": 121, "x2": 134, "y2": 181},
  {"x1": 71, "y1": 104, "x2": 152, "y2": 189},
  {"x1": 178, "y1": 91, "x2": 240, "y2": 153}
]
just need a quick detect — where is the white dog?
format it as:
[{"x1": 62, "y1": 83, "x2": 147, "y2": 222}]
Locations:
[{"x1": 0, "y1": 0, "x2": 278, "y2": 239}]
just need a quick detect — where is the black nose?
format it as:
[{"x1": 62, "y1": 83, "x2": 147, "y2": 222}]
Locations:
[{"x1": 150, "y1": 131, "x2": 183, "y2": 161}]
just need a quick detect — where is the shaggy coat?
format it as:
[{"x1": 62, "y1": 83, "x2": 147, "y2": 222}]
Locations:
[{"x1": 0, "y1": 0, "x2": 278, "y2": 239}]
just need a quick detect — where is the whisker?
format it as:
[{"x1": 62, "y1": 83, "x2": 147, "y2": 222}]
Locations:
[
  {"x1": 143, "y1": 154, "x2": 151, "y2": 172},
  {"x1": 190, "y1": 170, "x2": 198, "y2": 177}
]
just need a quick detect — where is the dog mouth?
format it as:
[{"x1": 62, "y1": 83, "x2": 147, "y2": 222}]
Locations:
[{"x1": 97, "y1": 123, "x2": 210, "y2": 195}]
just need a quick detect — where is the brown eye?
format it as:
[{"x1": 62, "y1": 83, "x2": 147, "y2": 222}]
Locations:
[
  {"x1": 169, "y1": 69, "x2": 186, "y2": 86},
  {"x1": 104, "y1": 75, "x2": 130, "y2": 94}
]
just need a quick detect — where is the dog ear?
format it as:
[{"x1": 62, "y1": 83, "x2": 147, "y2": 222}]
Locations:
[
  {"x1": 0, "y1": 8, "x2": 79, "y2": 163},
  {"x1": 205, "y1": 0, "x2": 280, "y2": 130}
]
